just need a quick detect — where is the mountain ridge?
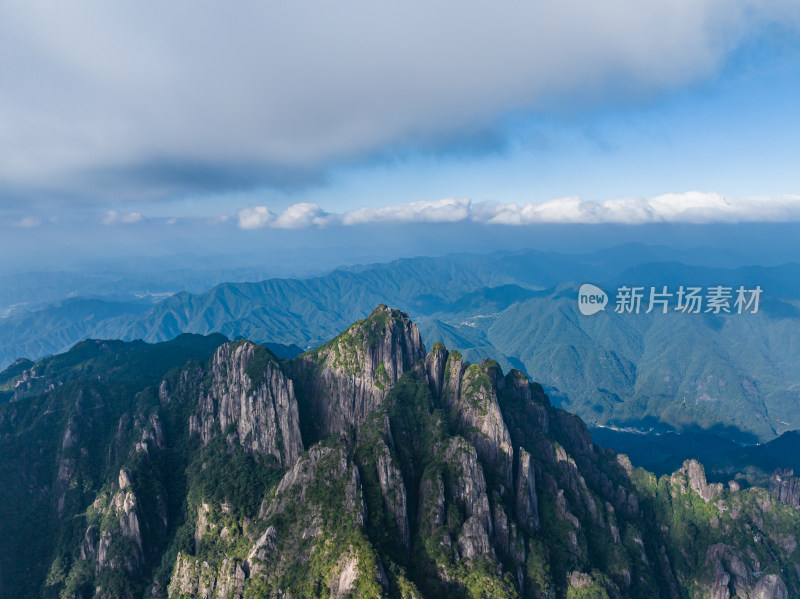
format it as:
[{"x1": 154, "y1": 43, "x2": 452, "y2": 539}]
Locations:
[
  {"x1": 1, "y1": 306, "x2": 799, "y2": 598},
  {"x1": 3, "y1": 250, "x2": 799, "y2": 442}
]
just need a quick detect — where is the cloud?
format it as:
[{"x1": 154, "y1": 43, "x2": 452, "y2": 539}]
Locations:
[
  {"x1": 273, "y1": 203, "x2": 330, "y2": 229},
  {"x1": 237, "y1": 206, "x2": 274, "y2": 230},
  {"x1": 9, "y1": 192, "x2": 800, "y2": 233},
  {"x1": 238, "y1": 193, "x2": 800, "y2": 229},
  {"x1": 342, "y1": 198, "x2": 471, "y2": 225},
  {"x1": 102, "y1": 210, "x2": 144, "y2": 225},
  {"x1": 0, "y1": 1, "x2": 796, "y2": 202},
  {"x1": 479, "y1": 193, "x2": 800, "y2": 225},
  {"x1": 238, "y1": 203, "x2": 331, "y2": 229}
]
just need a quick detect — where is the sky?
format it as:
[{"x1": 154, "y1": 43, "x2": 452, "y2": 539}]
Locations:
[{"x1": 2, "y1": 1, "x2": 800, "y2": 265}]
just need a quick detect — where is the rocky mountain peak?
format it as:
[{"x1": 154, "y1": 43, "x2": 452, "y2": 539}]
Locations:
[
  {"x1": 189, "y1": 340, "x2": 303, "y2": 467},
  {"x1": 434, "y1": 350, "x2": 515, "y2": 490},
  {"x1": 293, "y1": 306, "x2": 426, "y2": 439},
  {"x1": 424, "y1": 341, "x2": 448, "y2": 400},
  {"x1": 3, "y1": 313, "x2": 800, "y2": 598}
]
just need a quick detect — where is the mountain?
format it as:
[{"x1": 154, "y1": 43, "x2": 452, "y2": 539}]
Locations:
[
  {"x1": 1, "y1": 306, "x2": 799, "y2": 598},
  {"x1": 2, "y1": 248, "x2": 799, "y2": 442},
  {"x1": 590, "y1": 428, "x2": 800, "y2": 482},
  {"x1": 0, "y1": 246, "x2": 648, "y2": 368},
  {"x1": 0, "y1": 250, "x2": 384, "y2": 317},
  {"x1": 435, "y1": 278, "x2": 800, "y2": 442}
]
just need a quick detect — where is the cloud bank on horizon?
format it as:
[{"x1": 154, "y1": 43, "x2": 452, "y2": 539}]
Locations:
[
  {"x1": 1, "y1": 0, "x2": 799, "y2": 209},
  {"x1": 231, "y1": 193, "x2": 800, "y2": 229}
]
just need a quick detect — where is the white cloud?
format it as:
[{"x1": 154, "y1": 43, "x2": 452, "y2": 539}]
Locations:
[
  {"x1": 236, "y1": 193, "x2": 800, "y2": 229},
  {"x1": 102, "y1": 210, "x2": 143, "y2": 225},
  {"x1": 342, "y1": 198, "x2": 471, "y2": 225},
  {"x1": 13, "y1": 192, "x2": 800, "y2": 233},
  {"x1": 0, "y1": 1, "x2": 796, "y2": 200},
  {"x1": 238, "y1": 203, "x2": 330, "y2": 229},
  {"x1": 273, "y1": 203, "x2": 330, "y2": 229},
  {"x1": 237, "y1": 206, "x2": 274, "y2": 230},
  {"x1": 478, "y1": 193, "x2": 800, "y2": 225}
]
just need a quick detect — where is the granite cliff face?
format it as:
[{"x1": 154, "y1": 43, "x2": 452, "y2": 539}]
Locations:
[
  {"x1": 658, "y1": 459, "x2": 798, "y2": 599},
  {"x1": 771, "y1": 469, "x2": 800, "y2": 509},
  {"x1": 187, "y1": 340, "x2": 303, "y2": 467},
  {"x1": 0, "y1": 308, "x2": 799, "y2": 599},
  {"x1": 437, "y1": 350, "x2": 514, "y2": 490},
  {"x1": 293, "y1": 305, "x2": 426, "y2": 440}
]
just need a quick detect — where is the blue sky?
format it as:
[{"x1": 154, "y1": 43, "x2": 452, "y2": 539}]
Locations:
[
  {"x1": 292, "y1": 27, "x2": 800, "y2": 214},
  {"x1": 1, "y1": 1, "x2": 800, "y2": 260}
]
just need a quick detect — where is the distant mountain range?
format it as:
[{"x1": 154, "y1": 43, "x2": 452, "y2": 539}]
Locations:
[{"x1": 2, "y1": 244, "x2": 799, "y2": 441}]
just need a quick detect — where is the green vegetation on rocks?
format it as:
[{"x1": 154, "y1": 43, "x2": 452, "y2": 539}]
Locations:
[{"x1": 0, "y1": 307, "x2": 799, "y2": 598}]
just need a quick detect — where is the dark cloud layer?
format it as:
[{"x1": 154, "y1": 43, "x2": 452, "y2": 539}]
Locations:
[{"x1": 0, "y1": 1, "x2": 798, "y2": 204}]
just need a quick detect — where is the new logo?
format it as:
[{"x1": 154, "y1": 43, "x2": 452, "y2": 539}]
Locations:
[{"x1": 578, "y1": 283, "x2": 608, "y2": 315}]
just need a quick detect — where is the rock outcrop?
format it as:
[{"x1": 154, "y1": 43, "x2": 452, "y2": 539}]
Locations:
[
  {"x1": 246, "y1": 443, "x2": 388, "y2": 594},
  {"x1": 445, "y1": 437, "x2": 494, "y2": 561},
  {"x1": 436, "y1": 350, "x2": 514, "y2": 490},
  {"x1": 703, "y1": 543, "x2": 790, "y2": 599},
  {"x1": 80, "y1": 468, "x2": 146, "y2": 577},
  {"x1": 263, "y1": 444, "x2": 366, "y2": 524},
  {"x1": 424, "y1": 341, "x2": 448, "y2": 399},
  {"x1": 673, "y1": 459, "x2": 723, "y2": 502},
  {"x1": 754, "y1": 574, "x2": 789, "y2": 599},
  {"x1": 189, "y1": 341, "x2": 303, "y2": 467},
  {"x1": 167, "y1": 553, "x2": 246, "y2": 599},
  {"x1": 375, "y1": 438, "x2": 410, "y2": 548},
  {"x1": 294, "y1": 305, "x2": 426, "y2": 438},
  {"x1": 4, "y1": 307, "x2": 800, "y2": 599},
  {"x1": 135, "y1": 413, "x2": 165, "y2": 455},
  {"x1": 115, "y1": 469, "x2": 143, "y2": 555},
  {"x1": 770, "y1": 469, "x2": 800, "y2": 509},
  {"x1": 515, "y1": 447, "x2": 539, "y2": 532}
]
